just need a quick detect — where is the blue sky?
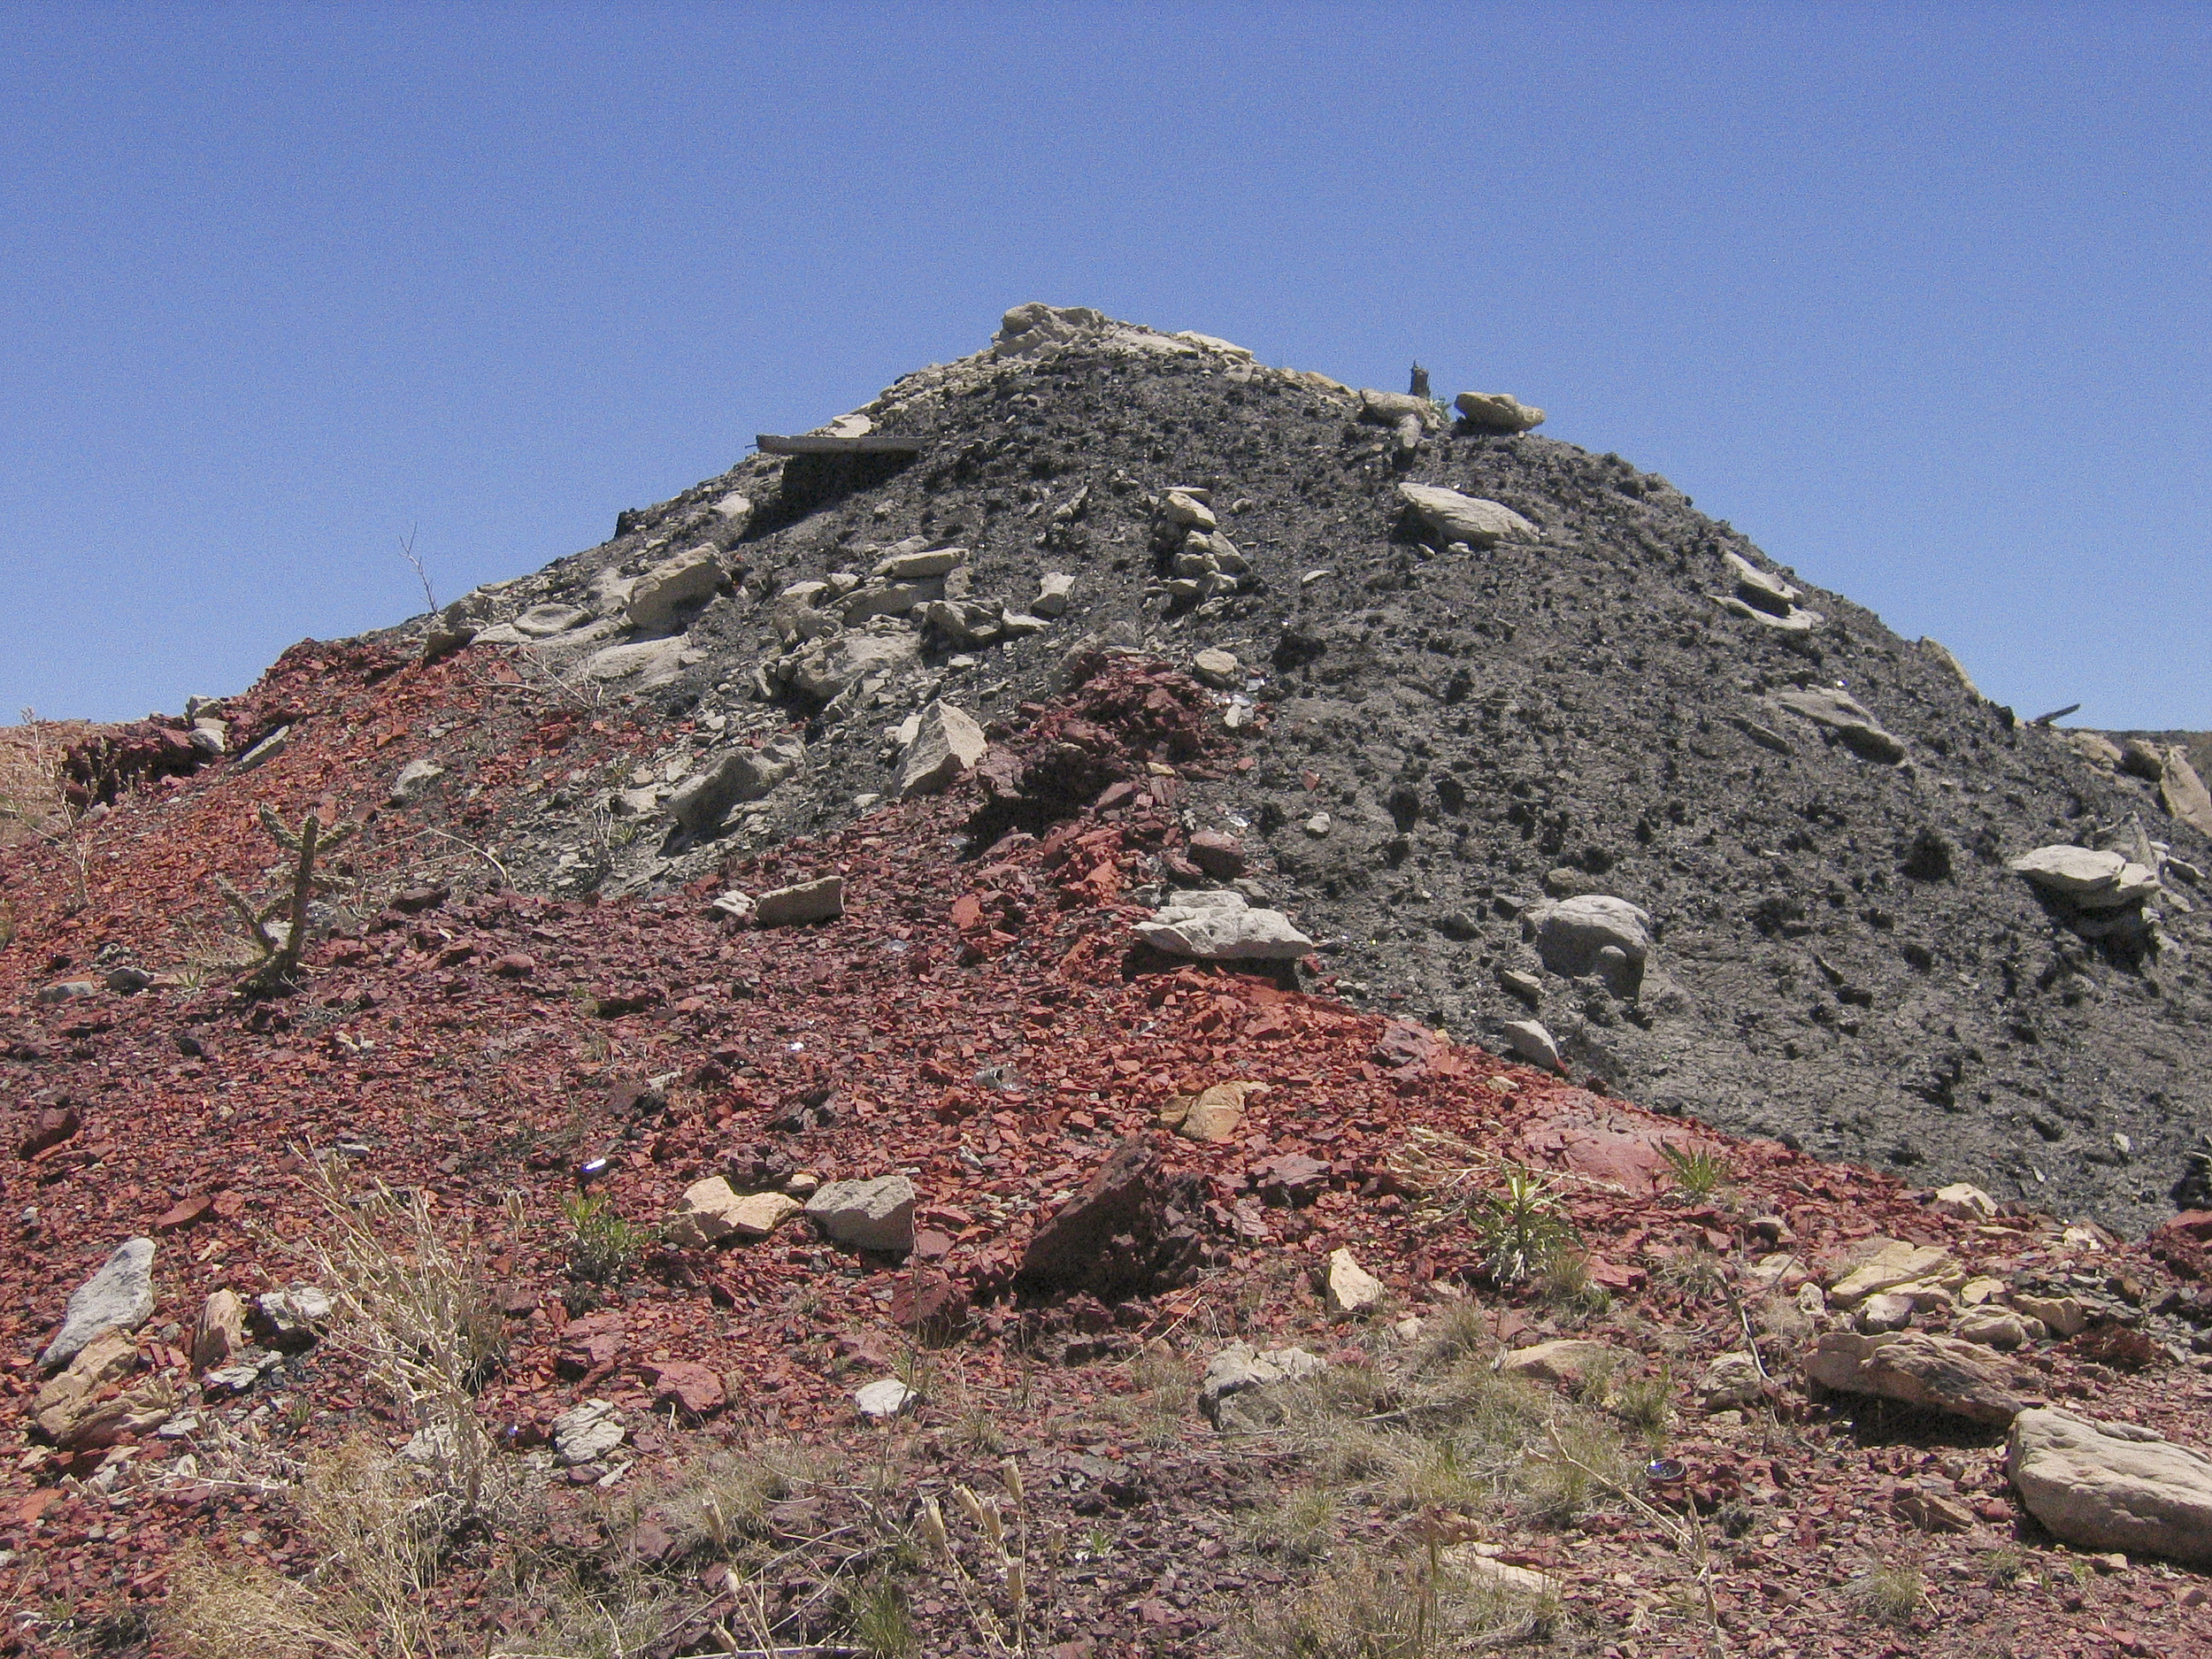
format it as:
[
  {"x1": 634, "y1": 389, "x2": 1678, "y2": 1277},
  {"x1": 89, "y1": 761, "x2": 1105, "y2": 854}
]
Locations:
[{"x1": 4, "y1": 2, "x2": 2207, "y2": 729}]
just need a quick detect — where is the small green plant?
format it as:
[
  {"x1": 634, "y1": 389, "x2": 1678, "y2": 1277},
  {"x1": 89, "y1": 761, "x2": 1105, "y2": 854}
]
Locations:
[
  {"x1": 1541, "y1": 1249, "x2": 1613, "y2": 1321},
  {"x1": 845, "y1": 1578, "x2": 919, "y2": 1659},
  {"x1": 1659, "y1": 1141, "x2": 1730, "y2": 1202},
  {"x1": 1612, "y1": 1368, "x2": 1673, "y2": 1444},
  {"x1": 1981, "y1": 1546, "x2": 2027, "y2": 1587},
  {"x1": 1656, "y1": 1251, "x2": 1725, "y2": 1303},
  {"x1": 1468, "y1": 1164, "x2": 1578, "y2": 1286},
  {"x1": 561, "y1": 1193, "x2": 641, "y2": 1284},
  {"x1": 1240, "y1": 1485, "x2": 1338, "y2": 1563},
  {"x1": 1848, "y1": 1563, "x2": 1925, "y2": 1626}
]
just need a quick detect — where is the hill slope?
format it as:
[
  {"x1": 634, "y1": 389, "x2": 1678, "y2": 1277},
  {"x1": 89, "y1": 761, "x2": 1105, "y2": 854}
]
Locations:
[{"x1": 335, "y1": 304, "x2": 2210, "y2": 1233}]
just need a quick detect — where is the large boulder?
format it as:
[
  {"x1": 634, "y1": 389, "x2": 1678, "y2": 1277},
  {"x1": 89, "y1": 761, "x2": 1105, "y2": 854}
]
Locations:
[
  {"x1": 1396, "y1": 483, "x2": 1538, "y2": 549},
  {"x1": 1200, "y1": 1340, "x2": 1325, "y2": 1429},
  {"x1": 626, "y1": 546, "x2": 723, "y2": 635},
  {"x1": 1532, "y1": 895, "x2": 1652, "y2": 985},
  {"x1": 2006, "y1": 845, "x2": 2160, "y2": 910},
  {"x1": 2008, "y1": 1409, "x2": 2212, "y2": 1565},
  {"x1": 2160, "y1": 748, "x2": 2212, "y2": 837},
  {"x1": 896, "y1": 701, "x2": 988, "y2": 797},
  {"x1": 1454, "y1": 390, "x2": 1545, "y2": 432},
  {"x1": 753, "y1": 877, "x2": 844, "y2": 926},
  {"x1": 41, "y1": 1238, "x2": 157, "y2": 1371},
  {"x1": 1018, "y1": 1134, "x2": 1208, "y2": 1298},
  {"x1": 1136, "y1": 891, "x2": 1313, "y2": 962},
  {"x1": 1769, "y1": 687, "x2": 1906, "y2": 764},
  {"x1": 784, "y1": 625, "x2": 920, "y2": 701},
  {"x1": 667, "y1": 741, "x2": 803, "y2": 834},
  {"x1": 1804, "y1": 1331, "x2": 2028, "y2": 1425},
  {"x1": 804, "y1": 1175, "x2": 916, "y2": 1254}
]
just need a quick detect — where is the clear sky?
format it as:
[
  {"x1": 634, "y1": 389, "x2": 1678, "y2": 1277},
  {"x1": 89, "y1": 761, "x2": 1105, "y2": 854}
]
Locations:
[{"x1": 4, "y1": 2, "x2": 2207, "y2": 730}]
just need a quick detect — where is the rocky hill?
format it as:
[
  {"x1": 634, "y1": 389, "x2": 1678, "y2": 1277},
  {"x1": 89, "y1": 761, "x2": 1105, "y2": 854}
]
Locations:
[
  {"x1": 5, "y1": 305, "x2": 2212, "y2": 1658},
  {"x1": 303, "y1": 302, "x2": 2212, "y2": 1235}
]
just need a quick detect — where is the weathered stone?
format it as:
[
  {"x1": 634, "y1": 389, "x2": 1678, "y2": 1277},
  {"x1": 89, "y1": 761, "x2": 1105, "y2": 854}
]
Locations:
[
  {"x1": 664, "y1": 1177, "x2": 748, "y2": 1248},
  {"x1": 551, "y1": 1399, "x2": 625, "y2": 1466},
  {"x1": 2009, "y1": 1293, "x2": 2088, "y2": 1339},
  {"x1": 626, "y1": 545, "x2": 723, "y2": 634},
  {"x1": 192, "y1": 1288, "x2": 247, "y2": 1371},
  {"x1": 1325, "y1": 1248, "x2": 1386, "y2": 1314},
  {"x1": 785, "y1": 626, "x2": 920, "y2": 701},
  {"x1": 648, "y1": 1361, "x2": 726, "y2": 1419},
  {"x1": 1360, "y1": 388, "x2": 1443, "y2": 428},
  {"x1": 255, "y1": 1284, "x2": 333, "y2": 1348},
  {"x1": 389, "y1": 757, "x2": 445, "y2": 804},
  {"x1": 33, "y1": 1329, "x2": 139, "y2": 1442},
  {"x1": 1440, "y1": 1546, "x2": 1558, "y2": 1594},
  {"x1": 1136, "y1": 891, "x2": 1313, "y2": 962},
  {"x1": 667, "y1": 741, "x2": 801, "y2": 833},
  {"x1": 1827, "y1": 1240, "x2": 1959, "y2": 1306},
  {"x1": 2160, "y1": 749, "x2": 2212, "y2": 838},
  {"x1": 1199, "y1": 1340, "x2": 1325, "y2": 1429},
  {"x1": 1930, "y1": 1182, "x2": 1999, "y2": 1221},
  {"x1": 1160, "y1": 490, "x2": 1217, "y2": 532},
  {"x1": 753, "y1": 877, "x2": 844, "y2": 926},
  {"x1": 2119, "y1": 739, "x2": 2167, "y2": 781},
  {"x1": 1855, "y1": 1293, "x2": 1917, "y2": 1333},
  {"x1": 2008, "y1": 1408, "x2": 2212, "y2": 1565},
  {"x1": 1724, "y1": 551, "x2": 1800, "y2": 614},
  {"x1": 1159, "y1": 1080, "x2": 1265, "y2": 1144},
  {"x1": 896, "y1": 701, "x2": 988, "y2": 797},
  {"x1": 1501, "y1": 1018, "x2": 1561, "y2": 1071},
  {"x1": 1893, "y1": 1484, "x2": 1978, "y2": 1533},
  {"x1": 1769, "y1": 687, "x2": 1906, "y2": 764},
  {"x1": 1501, "y1": 1339, "x2": 1614, "y2": 1386},
  {"x1": 585, "y1": 636, "x2": 694, "y2": 687},
  {"x1": 1700, "y1": 1351, "x2": 1766, "y2": 1411},
  {"x1": 1033, "y1": 572, "x2": 1076, "y2": 618},
  {"x1": 804, "y1": 1175, "x2": 917, "y2": 1254},
  {"x1": 42, "y1": 1237, "x2": 157, "y2": 1371},
  {"x1": 1952, "y1": 1306, "x2": 2039, "y2": 1349},
  {"x1": 1396, "y1": 482, "x2": 1538, "y2": 548},
  {"x1": 871, "y1": 544, "x2": 965, "y2": 580},
  {"x1": 1454, "y1": 390, "x2": 1545, "y2": 432},
  {"x1": 855, "y1": 1377, "x2": 917, "y2": 1418},
  {"x1": 1805, "y1": 1331, "x2": 2027, "y2": 1425},
  {"x1": 1018, "y1": 1134, "x2": 1207, "y2": 1298},
  {"x1": 19, "y1": 1104, "x2": 81, "y2": 1158},
  {"x1": 726, "y1": 1190, "x2": 803, "y2": 1239},
  {"x1": 34, "y1": 1330, "x2": 175, "y2": 1449},
  {"x1": 1187, "y1": 831, "x2": 1247, "y2": 879},
  {"x1": 841, "y1": 576, "x2": 947, "y2": 625},
  {"x1": 1533, "y1": 895, "x2": 1651, "y2": 982},
  {"x1": 231, "y1": 725, "x2": 290, "y2": 772},
  {"x1": 2007, "y1": 844, "x2": 2126, "y2": 895},
  {"x1": 1191, "y1": 649, "x2": 1240, "y2": 688}
]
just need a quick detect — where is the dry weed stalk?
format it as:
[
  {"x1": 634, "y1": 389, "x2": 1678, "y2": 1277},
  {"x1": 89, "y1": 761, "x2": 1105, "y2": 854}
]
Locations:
[
  {"x1": 5, "y1": 707, "x2": 92, "y2": 910},
  {"x1": 161, "y1": 1439, "x2": 459, "y2": 1659},
  {"x1": 918, "y1": 1456, "x2": 1032, "y2": 1655},
  {"x1": 289, "y1": 1152, "x2": 498, "y2": 1522}
]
